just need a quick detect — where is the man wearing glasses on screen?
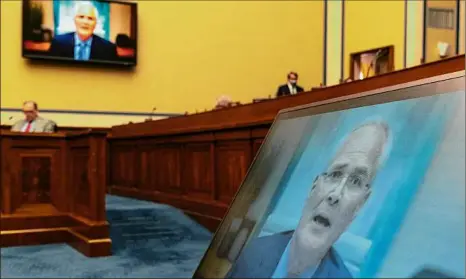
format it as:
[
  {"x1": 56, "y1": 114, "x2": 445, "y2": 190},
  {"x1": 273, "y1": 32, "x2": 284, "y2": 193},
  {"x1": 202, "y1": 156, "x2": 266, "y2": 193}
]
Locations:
[
  {"x1": 49, "y1": 1, "x2": 117, "y2": 61},
  {"x1": 227, "y1": 122, "x2": 389, "y2": 278}
]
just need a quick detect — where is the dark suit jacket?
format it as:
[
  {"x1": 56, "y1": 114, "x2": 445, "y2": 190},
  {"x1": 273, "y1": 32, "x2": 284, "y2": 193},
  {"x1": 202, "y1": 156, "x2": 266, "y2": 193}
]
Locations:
[
  {"x1": 48, "y1": 32, "x2": 117, "y2": 61},
  {"x1": 227, "y1": 230, "x2": 352, "y2": 278},
  {"x1": 276, "y1": 84, "x2": 304, "y2": 97}
]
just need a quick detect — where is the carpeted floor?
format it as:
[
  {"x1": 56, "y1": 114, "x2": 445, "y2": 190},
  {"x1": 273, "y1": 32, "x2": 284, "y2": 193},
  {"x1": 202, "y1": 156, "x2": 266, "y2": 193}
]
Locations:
[{"x1": 1, "y1": 195, "x2": 212, "y2": 278}]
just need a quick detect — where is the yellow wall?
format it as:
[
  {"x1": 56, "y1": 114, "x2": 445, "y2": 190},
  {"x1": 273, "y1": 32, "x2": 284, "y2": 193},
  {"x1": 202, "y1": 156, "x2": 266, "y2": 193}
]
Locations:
[
  {"x1": 1, "y1": 1, "x2": 324, "y2": 120},
  {"x1": 343, "y1": 0, "x2": 405, "y2": 79},
  {"x1": 325, "y1": 0, "x2": 344, "y2": 86},
  {"x1": 425, "y1": 0, "x2": 458, "y2": 63},
  {"x1": 406, "y1": 0, "x2": 424, "y2": 68}
]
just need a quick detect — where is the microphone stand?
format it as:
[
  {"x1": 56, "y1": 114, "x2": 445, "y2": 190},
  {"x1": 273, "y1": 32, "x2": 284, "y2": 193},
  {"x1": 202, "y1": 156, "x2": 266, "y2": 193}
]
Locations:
[{"x1": 145, "y1": 107, "x2": 157, "y2": 121}]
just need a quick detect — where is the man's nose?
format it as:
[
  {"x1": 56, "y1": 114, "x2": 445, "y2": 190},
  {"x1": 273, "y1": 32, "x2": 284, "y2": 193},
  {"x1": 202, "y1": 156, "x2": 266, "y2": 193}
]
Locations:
[{"x1": 327, "y1": 178, "x2": 346, "y2": 206}]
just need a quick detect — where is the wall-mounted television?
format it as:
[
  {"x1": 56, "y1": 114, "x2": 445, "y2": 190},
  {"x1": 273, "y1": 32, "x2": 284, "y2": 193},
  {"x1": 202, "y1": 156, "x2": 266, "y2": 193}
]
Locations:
[{"x1": 22, "y1": 0, "x2": 137, "y2": 66}]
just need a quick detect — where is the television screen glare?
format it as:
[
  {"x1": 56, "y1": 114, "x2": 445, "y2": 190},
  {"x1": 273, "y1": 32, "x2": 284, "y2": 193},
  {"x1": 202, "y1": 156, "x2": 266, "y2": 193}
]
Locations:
[{"x1": 22, "y1": 0, "x2": 137, "y2": 66}]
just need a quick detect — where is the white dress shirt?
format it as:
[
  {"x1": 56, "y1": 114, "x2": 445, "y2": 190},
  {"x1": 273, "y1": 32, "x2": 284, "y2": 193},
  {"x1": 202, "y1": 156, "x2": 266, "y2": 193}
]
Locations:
[{"x1": 287, "y1": 83, "x2": 297, "y2": 95}]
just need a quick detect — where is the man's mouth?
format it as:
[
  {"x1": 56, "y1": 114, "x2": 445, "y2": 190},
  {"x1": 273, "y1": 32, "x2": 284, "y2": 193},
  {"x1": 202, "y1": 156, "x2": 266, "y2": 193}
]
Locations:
[{"x1": 312, "y1": 214, "x2": 331, "y2": 227}]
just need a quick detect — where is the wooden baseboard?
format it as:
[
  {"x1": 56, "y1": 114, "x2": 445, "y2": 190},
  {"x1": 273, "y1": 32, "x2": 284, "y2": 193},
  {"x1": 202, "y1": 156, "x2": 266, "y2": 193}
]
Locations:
[
  {"x1": 184, "y1": 211, "x2": 222, "y2": 232},
  {"x1": 0, "y1": 213, "x2": 111, "y2": 257},
  {"x1": 67, "y1": 228, "x2": 112, "y2": 257},
  {"x1": 0, "y1": 227, "x2": 69, "y2": 247},
  {"x1": 109, "y1": 185, "x2": 227, "y2": 231},
  {"x1": 0, "y1": 213, "x2": 74, "y2": 231}
]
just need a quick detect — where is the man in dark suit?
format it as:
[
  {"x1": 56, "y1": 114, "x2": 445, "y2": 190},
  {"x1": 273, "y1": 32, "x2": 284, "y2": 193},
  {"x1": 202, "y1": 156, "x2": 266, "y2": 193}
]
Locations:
[
  {"x1": 276, "y1": 72, "x2": 305, "y2": 97},
  {"x1": 48, "y1": 2, "x2": 117, "y2": 61},
  {"x1": 227, "y1": 123, "x2": 390, "y2": 278}
]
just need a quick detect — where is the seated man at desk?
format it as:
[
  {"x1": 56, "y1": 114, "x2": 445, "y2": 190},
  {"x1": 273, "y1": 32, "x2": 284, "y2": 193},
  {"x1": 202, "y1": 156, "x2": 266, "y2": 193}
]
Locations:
[
  {"x1": 227, "y1": 123, "x2": 389, "y2": 278},
  {"x1": 11, "y1": 101, "x2": 57, "y2": 133},
  {"x1": 276, "y1": 72, "x2": 304, "y2": 97}
]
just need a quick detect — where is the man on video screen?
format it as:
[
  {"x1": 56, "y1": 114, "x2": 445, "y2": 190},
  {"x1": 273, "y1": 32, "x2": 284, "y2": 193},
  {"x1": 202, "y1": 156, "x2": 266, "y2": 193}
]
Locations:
[
  {"x1": 227, "y1": 123, "x2": 389, "y2": 278},
  {"x1": 48, "y1": 2, "x2": 117, "y2": 61}
]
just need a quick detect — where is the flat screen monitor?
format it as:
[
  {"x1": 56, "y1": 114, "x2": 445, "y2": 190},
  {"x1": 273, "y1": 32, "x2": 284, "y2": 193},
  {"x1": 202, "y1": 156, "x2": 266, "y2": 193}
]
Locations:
[
  {"x1": 193, "y1": 71, "x2": 465, "y2": 278},
  {"x1": 22, "y1": 0, "x2": 137, "y2": 66}
]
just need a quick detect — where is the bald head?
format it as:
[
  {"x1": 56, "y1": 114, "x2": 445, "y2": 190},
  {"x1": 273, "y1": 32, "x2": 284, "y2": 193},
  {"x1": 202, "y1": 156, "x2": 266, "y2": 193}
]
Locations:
[
  {"x1": 74, "y1": 2, "x2": 98, "y2": 41},
  {"x1": 330, "y1": 122, "x2": 389, "y2": 180},
  {"x1": 22, "y1": 101, "x2": 39, "y2": 122}
]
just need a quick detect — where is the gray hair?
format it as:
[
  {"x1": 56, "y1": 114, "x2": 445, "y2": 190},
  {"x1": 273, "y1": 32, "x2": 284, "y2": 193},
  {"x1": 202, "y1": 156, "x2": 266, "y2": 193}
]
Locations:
[{"x1": 74, "y1": 1, "x2": 99, "y2": 21}]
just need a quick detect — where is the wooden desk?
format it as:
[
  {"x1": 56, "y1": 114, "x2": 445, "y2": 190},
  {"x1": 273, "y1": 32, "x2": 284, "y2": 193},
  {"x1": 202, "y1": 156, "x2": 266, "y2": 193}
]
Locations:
[
  {"x1": 0, "y1": 130, "x2": 110, "y2": 257},
  {"x1": 107, "y1": 56, "x2": 465, "y2": 231},
  {"x1": 0, "y1": 124, "x2": 111, "y2": 134}
]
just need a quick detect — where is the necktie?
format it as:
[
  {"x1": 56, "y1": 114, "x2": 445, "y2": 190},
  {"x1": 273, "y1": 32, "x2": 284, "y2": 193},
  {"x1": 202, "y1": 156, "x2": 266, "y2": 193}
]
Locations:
[
  {"x1": 77, "y1": 43, "x2": 86, "y2": 60},
  {"x1": 25, "y1": 121, "x2": 32, "y2": 132}
]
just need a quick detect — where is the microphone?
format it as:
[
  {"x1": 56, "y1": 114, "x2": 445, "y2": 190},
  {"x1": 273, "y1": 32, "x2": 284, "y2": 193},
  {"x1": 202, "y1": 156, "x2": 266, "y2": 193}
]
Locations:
[{"x1": 146, "y1": 107, "x2": 156, "y2": 121}]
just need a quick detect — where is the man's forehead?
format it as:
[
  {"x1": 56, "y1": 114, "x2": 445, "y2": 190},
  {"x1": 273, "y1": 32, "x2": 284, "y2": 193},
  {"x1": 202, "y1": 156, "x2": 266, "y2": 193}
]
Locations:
[
  {"x1": 23, "y1": 103, "x2": 35, "y2": 110},
  {"x1": 329, "y1": 154, "x2": 373, "y2": 170},
  {"x1": 76, "y1": 6, "x2": 96, "y2": 16}
]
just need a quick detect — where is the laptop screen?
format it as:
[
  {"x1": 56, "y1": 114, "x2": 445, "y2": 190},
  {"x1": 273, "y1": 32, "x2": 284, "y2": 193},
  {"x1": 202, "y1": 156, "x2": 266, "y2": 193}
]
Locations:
[{"x1": 193, "y1": 72, "x2": 465, "y2": 279}]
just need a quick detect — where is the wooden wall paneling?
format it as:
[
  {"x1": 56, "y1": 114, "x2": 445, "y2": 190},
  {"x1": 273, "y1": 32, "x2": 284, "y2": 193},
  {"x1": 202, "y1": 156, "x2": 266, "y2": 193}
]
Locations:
[
  {"x1": 147, "y1": 146, "x2": 159, "y2": 192},
  {"x1": 21, "y1": 154, "x2": 53, "y2": 204},
  {"x1": 108, "y1": 143, "x2": 123, "y2": 188},
  {"x1": 128, "y1": 146, "x2": 141, "y2": 189},
  {"x1": 182, "y1": 143, "x2": 214, "y2": 201},
  {"x1": 69, "y1": 145, "x2": 91, "y2": 218},
  {"x1": 0, "y1": 131, "x2": 111, "y2": 257},
  {"x1": 138, "y1": 138, "x2": 160, "y2": 192},
  {"x1": 168, "y1": 133, "x2": 215, "y2": 143},
  {"x1": 215, "y1": 141, "x2": 252, "y2": 203},
  {"x1": 1, "y1": 137, "x2": 13, "y2": 214},
  {"x1": 88, "y1": 133, "x2": 107, "y2": 222},
  {"x1": 214, "y1": 129, "x2": 251, "y2": 141},
  {"x1": 108, "y1": 143, "x2": 121, "y2": 188},
  {"x1": 110, "y1": 143, "x2": 140, "y2": 189},
  {"x1": 210, "y1": 142, "x2": 216, "y2": 201},
  {"x1": 11, "y1": 149, "x2": 61, "y2": 213},
  {"x1": 58, "y1": 140, "x2": 69, "y2": 212},
  {"x1": 68, "y1": 136, "x2": 91, "y2": 218},
  {"x1": 138, "y1": 144, "x2": 150, "y2": 191},
  {"x1": 155, "y1": 144, "x2": 182, "y2": 194}
]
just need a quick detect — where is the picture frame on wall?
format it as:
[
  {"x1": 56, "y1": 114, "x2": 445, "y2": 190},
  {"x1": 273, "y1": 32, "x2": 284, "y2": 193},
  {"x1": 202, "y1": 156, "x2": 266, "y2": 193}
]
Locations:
[{"x1": 349, "y1": 45, "x2": 394, "y2": 81}]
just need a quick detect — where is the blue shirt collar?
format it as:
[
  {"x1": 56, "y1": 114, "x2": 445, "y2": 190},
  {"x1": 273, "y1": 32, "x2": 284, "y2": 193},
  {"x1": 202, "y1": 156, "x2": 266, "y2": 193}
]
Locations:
[
  {"x1": 272, "y1": 238, "x2": 319, "y2": 278},
  {"x1": 74, "y1": 33, "x2": 93, "y2": 46}
]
